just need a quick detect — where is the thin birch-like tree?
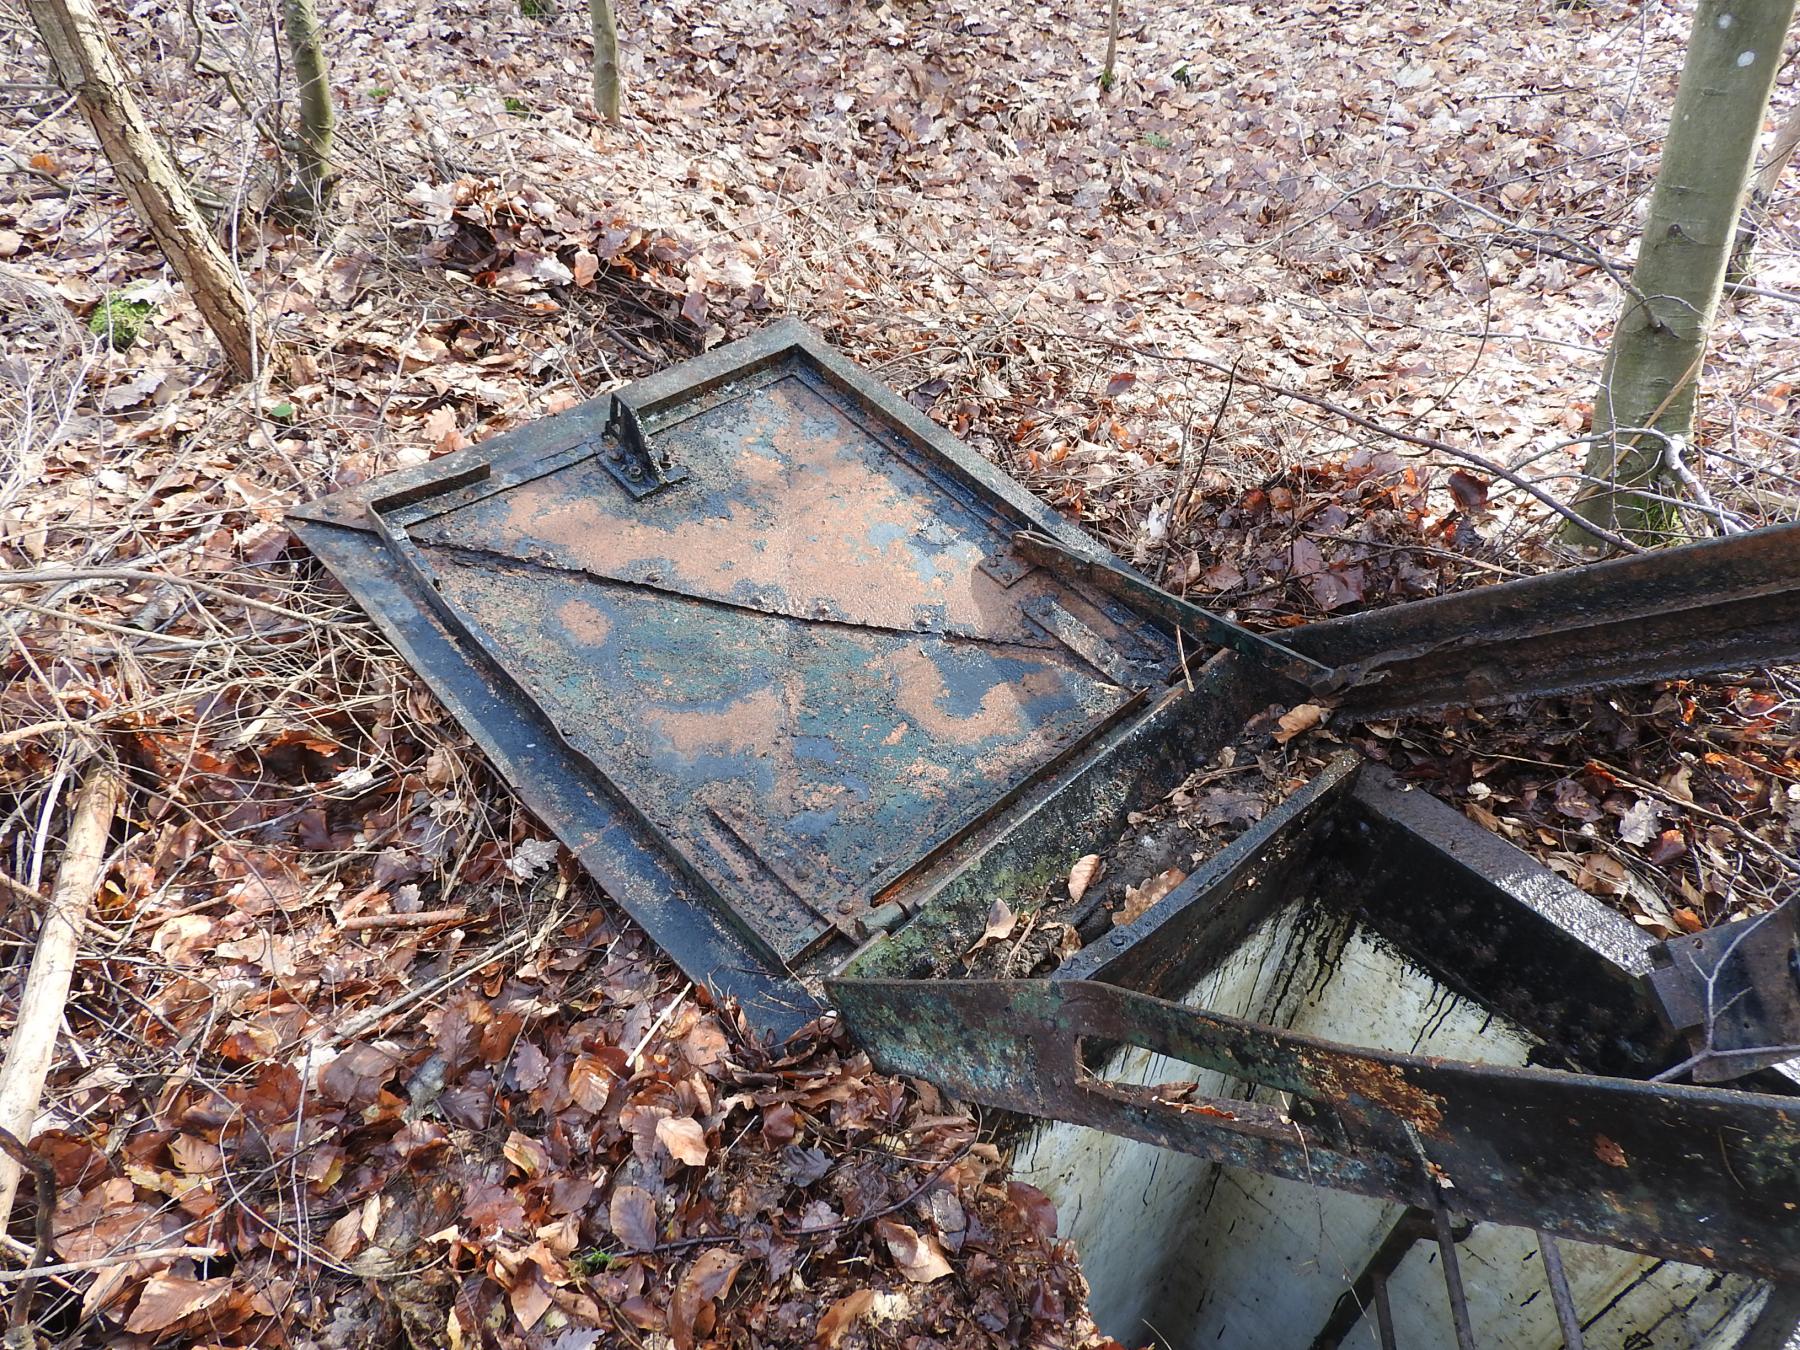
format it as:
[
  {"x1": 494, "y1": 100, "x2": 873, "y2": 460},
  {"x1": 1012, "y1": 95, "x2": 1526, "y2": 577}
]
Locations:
[
  {"x1": 282, "y1": 0, "x2": 336, "y2": 216},
  {"x1": 1564, "y1": 0, "x2": 1796, "y2": 545},
  {"x1": 590, "y1": 0, "x2": 621, "y2": 124}
]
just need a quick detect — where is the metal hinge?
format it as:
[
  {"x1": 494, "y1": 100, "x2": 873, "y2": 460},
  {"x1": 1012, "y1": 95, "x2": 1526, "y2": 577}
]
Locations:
[{"x1": 602, "y1": 395, "x2": 688, "y2": 499}]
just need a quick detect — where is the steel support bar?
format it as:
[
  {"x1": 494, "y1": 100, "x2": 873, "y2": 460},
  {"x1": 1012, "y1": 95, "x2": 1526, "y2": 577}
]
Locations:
[
  {"x1": 1283, "y1": 520, "x2": 1800, "y2": 716},
  {"x1": 827, "y1": 976, "x2": 1800, "y2": 1281}
]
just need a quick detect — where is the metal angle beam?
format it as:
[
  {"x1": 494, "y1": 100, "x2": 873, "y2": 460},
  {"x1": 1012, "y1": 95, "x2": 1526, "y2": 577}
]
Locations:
[
  {"x1": 827, "y1": 975, "x2": 1800, "y2": 1282},
  {"x1": 1283, "y1": 521, "x2": 1800, "y2": 716}
]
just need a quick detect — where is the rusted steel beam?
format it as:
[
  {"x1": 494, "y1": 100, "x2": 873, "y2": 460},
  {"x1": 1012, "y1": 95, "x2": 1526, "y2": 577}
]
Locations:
[
  {"x1": 1284, "y1": 520, "x2": 1800, "y2": 716},
  {"x1": 1017, "y1": 520, "x2": 1800, "y2": 716},
  {"x1": 826, "y1": 975, "x2": 1800, "y2": 1282}
]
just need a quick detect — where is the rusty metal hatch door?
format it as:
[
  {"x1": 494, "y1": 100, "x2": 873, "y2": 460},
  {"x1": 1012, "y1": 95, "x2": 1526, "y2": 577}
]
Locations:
[{"x1": 291, "y1": 321, "x2": 1178, "y2": 1023}]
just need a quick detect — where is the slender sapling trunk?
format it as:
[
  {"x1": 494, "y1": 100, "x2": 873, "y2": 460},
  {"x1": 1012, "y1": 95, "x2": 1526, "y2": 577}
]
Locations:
[
  {"x1": 1563, "y1": 0, "x2": 1796, "y2": 546},
  {"x1": 281, "y1": 0, "x2": 335, "y2": 216},
  {"x1": 590, "y1": 0, "x2": 621, "y2": 124}
]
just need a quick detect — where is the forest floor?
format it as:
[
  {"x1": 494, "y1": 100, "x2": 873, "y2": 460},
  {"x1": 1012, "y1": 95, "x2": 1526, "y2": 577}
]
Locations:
[{"x1": 2, "y1": 0, "x2": 1799, "y2": 1343}]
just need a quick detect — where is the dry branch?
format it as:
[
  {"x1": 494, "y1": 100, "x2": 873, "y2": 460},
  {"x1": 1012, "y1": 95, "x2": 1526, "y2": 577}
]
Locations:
[
  {"x1": 0, "y1": 761, "x2": 120, "y2": 1233},
  {"x1": 0, "y1": 1245, "x2": 221, "y2": 1284},
  {"x1": 24, "y1": 0, "x2": 268, "y2": 378},
  {"x1": 339, "y1": 906, "x2": 465, "y2": 931}
]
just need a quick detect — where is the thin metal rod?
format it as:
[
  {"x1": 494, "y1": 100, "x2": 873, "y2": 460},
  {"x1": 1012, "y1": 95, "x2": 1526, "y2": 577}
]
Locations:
[
  {"x1": 1431, "y1": 1197, "x2": 1477, "y2": 1350},
  {"x1": 1372, "y1": 1274, "x2": 1398, "y2": 1350},
  {"x1": 1537, "y1": 1230, "x2": 1586, "y2": 1350}
]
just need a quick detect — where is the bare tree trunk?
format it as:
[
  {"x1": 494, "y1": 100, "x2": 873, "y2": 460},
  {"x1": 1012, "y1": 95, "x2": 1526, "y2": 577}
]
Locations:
[
  {"x1": 589, "y1": 0, "x2": 621, "y2": 125},
  {"x1": 281, "y1": 0, "x2": 335, "y2": 216},
  {"x1": 1726, "y1": 100, "x2": 1800, "y2": 287},
  {"x1": 26, "y1": 0, "x2": 267, "y2": 379},
  {"x1": 1562, "y1": 0, "x2": 1796, "y2": 547},
  {"x1": 1101, "y1": 0, "x2": 1121, "y2": 90}
]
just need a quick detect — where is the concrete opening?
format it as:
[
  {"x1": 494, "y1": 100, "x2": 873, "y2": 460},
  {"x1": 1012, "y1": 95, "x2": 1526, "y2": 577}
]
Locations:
[{"x1": 1007, "y1": 768, "x2": 1782, "y2": 1348}]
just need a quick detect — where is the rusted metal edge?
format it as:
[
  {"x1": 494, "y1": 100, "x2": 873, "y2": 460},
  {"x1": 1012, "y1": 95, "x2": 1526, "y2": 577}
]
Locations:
[
  {"x1": 1284, "y1": 520, "x2": 1800, "y2": 716},
  {"x1": 838, "y1": 649, "x2": 1270, "y2": 982},
  {"x1": 825, "y1": 975, "x2": 1800, "y2": 1281},
  {"x1": 1344, "y1": 765, "x2": 1684, "y2": 1080},
  {"x1": 1053, "y1": 750, "x2": 1362, "y2": 997},
  {"x1": 1647, "y1": 903, "x2": 1800, "y2": 1083}
]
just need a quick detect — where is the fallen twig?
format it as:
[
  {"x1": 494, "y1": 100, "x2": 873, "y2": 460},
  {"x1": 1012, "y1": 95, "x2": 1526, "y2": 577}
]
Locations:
[
  {"x1": 0, "y1": 762, "x2": 121, "y2": 1233},
  {"x1": 0, "y1": 1246, "x2": 223, "y2": 1284},
  {"x1": 1056, "y1": 331, "x2": 1646, "y2": 555},
  {"x1": 627, "y1": 983, "x2": 692, "y2": 1072},
  {"x1": 0, "y1": 871, "x2": 47, "y2": 910},
  {"x1": 0, "y1": 567, "x2": 346, "y2": 626},
  {"x1": 340, "y1": 906, "x2": 466, "y2": 932},
  {"x1": 0, "y1": 1128, "x2": 53, "y2": 1334},
  {"x1": 0, "y1": 720, "x2": 84, "y2": 750},
  {"x1": 312, "y1": 907, "x2": 562, "y2": 1049}
]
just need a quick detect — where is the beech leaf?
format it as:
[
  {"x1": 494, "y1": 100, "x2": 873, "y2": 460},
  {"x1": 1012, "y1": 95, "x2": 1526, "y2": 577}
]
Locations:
[
  {"x1": 124, "y1": 1275, "x2": 233, "y2": 1334},
  {"x1": 609, "y1": 1183, "x2": 659, "y2": 1252},
  {"x1": 967, "y1": 897, "x2": 1017, "y2": 953},
  {"x1": 1274, "y1": 703, "x2": 1325, "y2": 743},
  {"x1": 874, "y1": 1217, "x2": 953, "y2": 1282},
  {"x1": 1067, "y1": 853, "x2": 1102, "y2": 903},
  {"x1": 670, "y1": 1248, "x2": 745, "y2": 1350},
  {"x1": 656, "y1": 1115, "x2": 710, "y2": 1167},
  {"x1": 815, "y1": 1288, "x2": 875, "y2": 1347}
]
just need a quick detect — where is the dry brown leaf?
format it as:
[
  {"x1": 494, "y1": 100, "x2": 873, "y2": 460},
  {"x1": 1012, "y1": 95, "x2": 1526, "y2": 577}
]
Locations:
[
  {"x1": 815, "y1": 1288, "x2": 875, "y2": 1347},
  {"x1": 1067, "y1": 854, "x2": 1102, "y2": 902},
  {"x1": 657, "y1": 1116, "x2": 710, "y2": 1167},
  {"x1": 1274, "y1": 703, "x2": 1325, "y2": 743},
  {"x1": 508, "y1": 1266, "x2": 553, "y2": 1332},
  {"x1": 568, "y1": 1056, "x2": 612, "y2": 1113},
  {"x1": 609, "y1": 1183, "x2": 659, "y2": 1252},
  {"x1": 124, "y1": 1274, "x2": 233, "y2": 1334},
  {"x1": 1113, "y1": 867, "x2": 1188, "y2": 928},
  {"x1": 967, "y1": 897, "x2": 1017, "y2": 953},
  {"x1": 874, "y1": 1217, "x2": 953, "y2": 1282},
  {"x1": 671, "y1": 1247, "x2": 746, "y2": 1350},
  {"x1": 503, "y1": 1129, "x2": 549, "y2": 1178},
  {"x1": 322, "y1": 1207, "x2": 365, "y2": 1261}
]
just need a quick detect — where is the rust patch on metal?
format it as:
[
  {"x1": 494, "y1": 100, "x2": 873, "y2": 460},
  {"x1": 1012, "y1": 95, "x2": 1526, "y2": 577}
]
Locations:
[
  {"x1": 1303, "y1": 1047, "x2": 1448, "y2": 1138},
  {"x1": 447, "y1": 376, "x2": 1062, "y2": 644},
  {"x1": 1594, "y1": 1134, "x2": 1629, "y2": 1168},
  {"x1": 346, "y1": 354, "x2": 1173, "y2": 962},
  {"x1": 554, "y1": 597, "x2": 613, "y2": 647}
]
